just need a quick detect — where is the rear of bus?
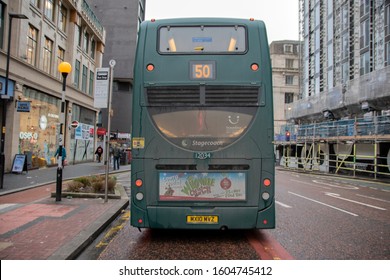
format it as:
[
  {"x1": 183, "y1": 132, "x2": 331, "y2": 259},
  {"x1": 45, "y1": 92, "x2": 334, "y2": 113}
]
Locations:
[{"x1": 131, "y1": 18, "x2": 275, "y2": 229}]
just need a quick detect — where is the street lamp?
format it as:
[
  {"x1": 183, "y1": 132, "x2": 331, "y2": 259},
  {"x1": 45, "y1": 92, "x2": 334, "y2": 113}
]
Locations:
[
  {"x1": 0, "y1": 13, "x2": 28, "y2": 189},
  {"x1": 56, "y1": 62, "x2": 72, "y2": 201}
]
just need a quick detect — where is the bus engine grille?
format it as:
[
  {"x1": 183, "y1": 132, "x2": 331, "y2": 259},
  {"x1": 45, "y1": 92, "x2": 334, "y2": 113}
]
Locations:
[{"x1": 146, "y1": 86, "x2": 260, "y2": 106}]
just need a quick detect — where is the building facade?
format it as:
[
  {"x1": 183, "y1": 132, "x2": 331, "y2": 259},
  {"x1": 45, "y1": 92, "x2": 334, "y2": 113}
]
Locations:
[
  {"x1": 270, "y1": 40, "x2": 302, "y2": 138},
  {"x1": 0, "y1": 0, "x2": 105, "y2": 172},
  {"x1": 89, "y1": 0, "x2": 145, "y2": 142},
  {"x1": 280, "y1": 0, "x2": 390, "y2": 178},
  {"x1": 288, "y1": 0, "x2": 390, "y2": 122}
]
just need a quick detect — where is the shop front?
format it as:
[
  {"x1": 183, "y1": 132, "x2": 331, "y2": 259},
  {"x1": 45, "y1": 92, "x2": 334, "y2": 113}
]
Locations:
[
  {"x1": 18, "y1": 87, "x2": 97, "y2": 169},
  {"x1": 19, "y1": 88, "x2": 61, "y2": 168}
]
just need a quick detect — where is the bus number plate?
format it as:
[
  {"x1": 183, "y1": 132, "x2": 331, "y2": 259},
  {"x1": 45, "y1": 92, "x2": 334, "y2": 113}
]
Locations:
[
  {"x1": 187, "y1": 215, "x2": 219, "y2": 224},
  {"x1": 190, "y1": 61, "x2": 216, "y2": 80}
]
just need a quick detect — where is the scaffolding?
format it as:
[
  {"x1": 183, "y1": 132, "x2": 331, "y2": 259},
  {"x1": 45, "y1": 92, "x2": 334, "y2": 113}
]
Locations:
[{"x1": 275, "y1": 115, "x2": 390, "y2": 179}]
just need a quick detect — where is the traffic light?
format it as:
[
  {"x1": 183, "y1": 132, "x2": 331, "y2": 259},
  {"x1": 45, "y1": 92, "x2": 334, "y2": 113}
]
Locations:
[{"x1": 285, "y1": 131, "x2": 291, "y2": 141}]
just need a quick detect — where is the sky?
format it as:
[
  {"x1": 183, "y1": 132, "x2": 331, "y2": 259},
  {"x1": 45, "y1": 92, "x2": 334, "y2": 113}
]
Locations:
[{"x1": 145, "y1": 0, "x2": 299, "y2": 43}]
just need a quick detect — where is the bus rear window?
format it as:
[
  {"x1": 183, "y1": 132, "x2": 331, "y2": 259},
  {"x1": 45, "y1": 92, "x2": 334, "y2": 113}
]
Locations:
[{"x1": 159, "y1": 25, "x2": 246, "y2": 53}]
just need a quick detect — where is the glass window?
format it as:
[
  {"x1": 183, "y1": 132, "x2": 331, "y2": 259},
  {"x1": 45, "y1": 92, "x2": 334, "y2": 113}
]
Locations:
[
  {"x1": 385, "y1": 5, "x2": 390, "y2": 36},
  {"x1": 74, "y1": 59, "x2": 80, "y2": 88},
  {"x1": 83, "y1": 32, "x2": 89, "y2": 53},
  {"x1": 159, "y1": 25, "x2": 246, "y2": 53},
  {"x1": 285, "y1": 59, "x2": 294, "y2": 68},
  {"x1": 30, "y1": 0, "x2": 40, "y2": 8},
  {"x1": 43, "y1": 37, "x2": 53, "y2": 74},
  {"x1": 27, "y1": 25, "x2": 38, "y2": 66},
  {"x1": 89, "y1": 70, "x2": 94, "y2": 96},
  {"x1": 75, "y1": 25, "x2": 82, "y2": 47},
  {"x1": 360, "y1": 19, "x2": 369, "y2": 48},
  {"x1": 285, "y1": 92, "x2": 294, "y2": 104},
  {"x1": 45, "y1": 0, "x2": 55, "y2": 21},
  {"x1": 386, "y1": 41, "x2": 390, "y2": 66},
  {"x1": 360, "y1": 51, "x2": 370, "y2": 75},
  {"x1": 59, "y1": 3, "x2": 67, "y2": 32},
  {"x1": 90, "y1": 39, "x2": 96, "y2": 59},
  {"x1": 149, "y1": 107, "x2": 256, "y2": 151},
  {"x1": 285, "y1": 75, "x2": 294, "y2": 85},
  {"x1": 20, "y1": 88, "x2": 61, "y2": 168},
  {"x1": 284, "y1": 44, "x2": 293, "y2": 53},
  {"x1": 56, "y1": 47, "x2": 65, "y2": 79},
  {"x1": 82, "y1": 65, "x2": 88, "y2": 93},
  {"x1": 360, "y1": 0, "x2": 370, "y2": 17}
]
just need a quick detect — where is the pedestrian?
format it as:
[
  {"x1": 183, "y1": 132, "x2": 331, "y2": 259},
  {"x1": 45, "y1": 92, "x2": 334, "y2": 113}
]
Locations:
[
  {"x1": 113, "y1": 144, "x2": 121, "y2": 170},
  {"x1": 95, "y1": 145, "x2": 103, "y2": 163},
  {"x1": 54, "y1": 146, "x2": 67, "y2": 167}
]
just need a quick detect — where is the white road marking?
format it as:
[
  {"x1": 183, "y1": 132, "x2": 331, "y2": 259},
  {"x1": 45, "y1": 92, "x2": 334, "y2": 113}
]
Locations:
[
  {"x1": 325, "y1": 193, "x2": 387, "y2": 210},
  {"x1": 312, "y1": 180, "x2": 359, "y2": 190},
  {"x1": 276, "y1": 201, "x2": 292, "y2": 208},
  {"x1": 290, "y1": 179, "x2": 331, "y2": 189},
  {"x1": 288, "y1": 191, "x2": 359, "y2": 217},
  {"x1": 356, "y1": 194, "x2": 390, "y2": 203}
]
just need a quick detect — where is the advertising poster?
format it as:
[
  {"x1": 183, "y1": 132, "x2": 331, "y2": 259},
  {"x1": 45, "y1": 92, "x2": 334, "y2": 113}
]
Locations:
[{"x1": 159, "y1": 172, "x2": 246, "y2": 201}]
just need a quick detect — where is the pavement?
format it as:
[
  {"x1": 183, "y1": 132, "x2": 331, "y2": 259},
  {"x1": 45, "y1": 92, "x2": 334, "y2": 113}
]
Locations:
[{"x1": 0, "y1": 161, "x2": 130, "y2": 260}]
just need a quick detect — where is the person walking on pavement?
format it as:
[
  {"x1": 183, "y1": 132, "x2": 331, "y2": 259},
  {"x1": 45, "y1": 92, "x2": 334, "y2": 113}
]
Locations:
[
  {"x1": 95, "y1": 145, "x2": 103, "y2": 163},
  {"x1": 113, "y1": 144, "x2": 121, "y2": 170},
  {"x1": 54, "y1": 146, "x2": 67, "y2": 167}
]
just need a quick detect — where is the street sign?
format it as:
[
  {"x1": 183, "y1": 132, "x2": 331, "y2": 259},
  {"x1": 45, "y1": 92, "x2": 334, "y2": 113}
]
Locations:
[
  {"x1": 70, "y1": 120, "x2": 79, "y2": 128},
  {"x1": 94, "y1": 68, "x2": 110, "y2": 108}
]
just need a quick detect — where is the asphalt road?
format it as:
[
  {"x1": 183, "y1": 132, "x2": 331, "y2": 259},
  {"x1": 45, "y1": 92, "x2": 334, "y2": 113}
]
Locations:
[
  {"x1": 269, "y1": 169, "x2": 390, "y2": 259},
  {"x1": 78, "y1": 169, "x2": 389, "y2": 260}
]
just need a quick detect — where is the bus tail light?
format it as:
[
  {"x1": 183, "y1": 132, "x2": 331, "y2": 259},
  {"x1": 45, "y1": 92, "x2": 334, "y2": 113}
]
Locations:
[
  {"x1": 251, "y1": 63, "x2": 259, "y2": 71},
  {"x1": 138, "y1": 218, "x2": 143, "y2": 224},
  {"x1": 262, "y1": 192, "x2": 270, "y2": 200},
  {"x1": 135, "y1": 179, "x2": 143, "y2": 187},
  {"x1": 146, "y1": 64, "x2": 155, "y2": 71},
  {"x1": 263, "y1": 178, "x2": 271, "y2": 187}
]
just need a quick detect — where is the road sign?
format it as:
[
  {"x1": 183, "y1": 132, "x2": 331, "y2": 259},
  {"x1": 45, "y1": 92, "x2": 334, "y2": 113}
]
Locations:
[{"x1": 70, "y1": 120, "x2": 79, "y2": 128}]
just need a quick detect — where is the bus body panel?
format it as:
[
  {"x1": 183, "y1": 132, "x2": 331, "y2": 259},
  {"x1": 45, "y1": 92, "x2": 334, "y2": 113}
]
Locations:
[{"x1": 131, "y1": 18, "x2": 274, "y2": 229}]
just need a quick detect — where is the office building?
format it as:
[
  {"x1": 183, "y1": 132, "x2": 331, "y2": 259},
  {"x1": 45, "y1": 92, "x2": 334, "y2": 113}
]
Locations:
[{"x1": 0, "y1": 0, "x2": 105, "y2": 171}]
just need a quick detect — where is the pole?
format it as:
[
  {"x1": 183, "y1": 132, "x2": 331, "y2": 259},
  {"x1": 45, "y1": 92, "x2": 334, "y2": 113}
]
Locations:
[
  {"x1": 56, "y1": 62, "x2": 71, "y2": 202},
  {"x1": 56, "y1": 73, "x2": 67, "y2": 201},
  {"x1": 104, "y1": 59, "x2": 115, "y2": 203}
]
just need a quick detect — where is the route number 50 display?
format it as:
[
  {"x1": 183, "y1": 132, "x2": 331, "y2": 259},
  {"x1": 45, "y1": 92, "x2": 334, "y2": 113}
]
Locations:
[{"x1": 190, "y1": 61, "x2": 216, "y2": 80}]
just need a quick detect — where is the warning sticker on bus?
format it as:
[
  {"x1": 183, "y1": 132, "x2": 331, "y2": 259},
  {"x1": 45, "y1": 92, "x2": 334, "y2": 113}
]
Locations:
[
  {"x1": 132, "y1": 137, "x2": 145, "y2": 149},
  {"x1": 159, "y1": 172, "x2": 246, "y2": 201}
]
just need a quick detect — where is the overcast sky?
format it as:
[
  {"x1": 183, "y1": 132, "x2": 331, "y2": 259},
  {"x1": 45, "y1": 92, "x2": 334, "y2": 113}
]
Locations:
[{"x1": 145, "y1": 0, "x2": 299, "y2": 43}]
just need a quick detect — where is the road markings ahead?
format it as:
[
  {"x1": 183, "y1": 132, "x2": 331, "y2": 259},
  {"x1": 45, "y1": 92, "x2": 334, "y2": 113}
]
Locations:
[
  {"x1": 356, "y1": 194, "x2": 390, "y2": 203},
  {"x1": 325, "y1": 192, "x2": 387, "y2": 211},
  {"x1": 276, "y1": 201, "x2": 292, "y2": 208},
  {"x1": 288, "y1": 191, "x2": 359, "y2": 217}
]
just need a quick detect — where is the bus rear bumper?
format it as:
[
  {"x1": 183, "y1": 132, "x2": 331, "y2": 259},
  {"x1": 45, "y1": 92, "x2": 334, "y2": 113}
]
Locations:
[{"x1": 131, "y1": 204, "x2": 275, "y2": 229}]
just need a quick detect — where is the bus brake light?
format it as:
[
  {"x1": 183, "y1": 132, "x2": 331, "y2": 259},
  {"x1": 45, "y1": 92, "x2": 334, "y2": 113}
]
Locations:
[
  {"x1": 135, "y1": 179, "x2": 143, "y2": 187},
  {"x1": 263, "y1": 178, "x2": 271, "y2": 187}
]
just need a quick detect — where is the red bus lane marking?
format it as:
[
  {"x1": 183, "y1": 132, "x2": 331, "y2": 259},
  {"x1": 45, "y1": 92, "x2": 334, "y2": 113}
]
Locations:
[{"x1": 246, "y1": 230, "x2": 294, "y2": 260}]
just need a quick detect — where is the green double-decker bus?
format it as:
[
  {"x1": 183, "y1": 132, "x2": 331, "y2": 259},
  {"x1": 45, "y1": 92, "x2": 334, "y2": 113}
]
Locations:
[{"x1": 131, "y1": 18, "x2": 275, "y2": 229}]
